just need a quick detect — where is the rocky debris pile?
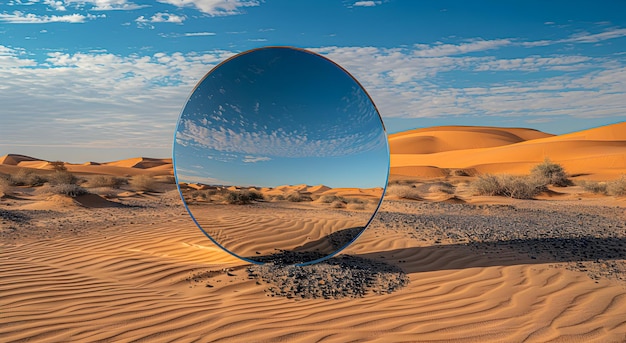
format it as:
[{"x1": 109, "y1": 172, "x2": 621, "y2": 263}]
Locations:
[{"x1": 248, "y1": 254, "x2": 409, "y2": 299}]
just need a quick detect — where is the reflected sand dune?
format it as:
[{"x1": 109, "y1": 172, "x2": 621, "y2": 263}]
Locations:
[{"x1": 179, "y1": 184, "x2": 382, "y2": 263}]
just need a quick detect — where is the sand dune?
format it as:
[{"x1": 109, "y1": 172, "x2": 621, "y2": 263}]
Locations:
[
  {"x1": 0, "y1": 154, "x2": 173, "y2": 176},
  {"x1": 390, "y1": 122, "x2": 626, "y2": 180}
]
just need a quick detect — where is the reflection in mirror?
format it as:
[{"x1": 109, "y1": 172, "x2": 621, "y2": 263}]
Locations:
[{"x1": 173, "y1": 47, "x2": 389, "y2": 265}]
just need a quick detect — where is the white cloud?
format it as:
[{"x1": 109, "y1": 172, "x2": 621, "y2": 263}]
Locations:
[
  {"x1": 136, "y1": 12, "x2": 185, "y2": 27},
  {"x1": 0, "y1": 11, "x2": 101, "y2": 23},
  {"x1": 414, "y1": 39, "x2": 512, "y2": 57},
  {"x1": 150, "y1": 12, "x2": 185, "y2": 23},
  {"x1": 157, "y1": 0, "x2": 260, "y2": 16},
  {"x1": 353, "y1": 1, "x2": 381, "y2": 7},
  {"x1": 184, "y1": 32, "x2": 216, "y2": 36},
  {"x1": 242, "y1": 156, "x2": 271, "y2": 163},
  {"x1": 64, "y1": 0, "x2": 145, "y2": 11},
  {"x1": 176, "y1": 119, "x2": 385, "y2": 159}
]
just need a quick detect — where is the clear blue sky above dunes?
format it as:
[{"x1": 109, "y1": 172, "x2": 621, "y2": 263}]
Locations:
[{"x1": 1, "y1": 0, "x2": 625, "y2": 162}]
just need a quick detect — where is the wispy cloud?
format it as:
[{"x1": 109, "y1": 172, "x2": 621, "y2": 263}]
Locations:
[
  {"x1": 242, "y1": 155, "x2": 271, "y2": 163},
  {"x1": 157, "y1": 0, "x2": 260, "y2": 16},
  {"x1": 136, "y1": 12, "x2": 185, "y2": 27},
  {"x1": 176, "y1": 119, "x2": 385, "y2": 159},
  {"x1": 56, "y1": 0, "x2": 145, "y2": 11},
  {"x1": 414, "y1": 39, "x2": 512, "y2": 57},
  {"x1": 352, "y1": 1, "x2": 382, "y2": 7},
  {"x1": 0, "y1": 10, "x2": 103, "y2": 23},
  {"x1": 184, "y1": 31, "x2": 216, "y2": 36}
]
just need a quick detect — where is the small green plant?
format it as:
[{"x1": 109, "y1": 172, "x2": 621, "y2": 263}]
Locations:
[{"x1": 531, "y1": 158, "x2": 571, "y2": 187}]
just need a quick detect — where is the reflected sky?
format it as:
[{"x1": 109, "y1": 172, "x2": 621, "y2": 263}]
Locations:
[{"x1": 174, "y1": 47, "x2": 388, "y2": 189}]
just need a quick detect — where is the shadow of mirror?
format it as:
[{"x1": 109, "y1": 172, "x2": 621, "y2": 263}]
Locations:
[{"x1": 173, "y1": 47, "x2": 389, "y2": 265}]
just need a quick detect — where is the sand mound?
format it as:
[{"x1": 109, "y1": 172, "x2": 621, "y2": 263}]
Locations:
[
  {"x1": 0, "y1": 154, "x2": 43, "y2": 166},
  {"x1": 389, "y1": 126, "x2": 553, "y2": 154},
  {"x1": 390, "y1": 122, "x2": 626, "y2": 179},
  {"x1": 105, "y1": 157, "x2": 172, "y2": 169}
]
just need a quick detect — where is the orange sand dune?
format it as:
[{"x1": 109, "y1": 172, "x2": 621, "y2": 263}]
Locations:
[
  {"x1": 390, "y1": 122, "x2": 626, "y2": 180},
  {"x1": 0, "y1": 153, "x2": 44, "y2": 166},
  {"x1": 104, "y1": 157, "x2": 172, "y2": 169},
  {"x1": 0, "y1": 154, "x2": 174, "y2": 176},
  {"x1": 389, "y1": 126, "x2": 554, "y2": 154}
]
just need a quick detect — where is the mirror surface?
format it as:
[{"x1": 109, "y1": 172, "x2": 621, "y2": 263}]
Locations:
[{"x1": 173, "y1": 47, "x2": 389, "y2": 265}]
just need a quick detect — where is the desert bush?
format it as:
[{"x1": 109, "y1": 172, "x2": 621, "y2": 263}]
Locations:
[
  {"x1": 225, "y1": 190, "x2": 264, "y2": 204},
  {"x1": 0, "y1": 176, "x2": 11, "y2": 194},
  {"x1": 331, "y1": 200, "x2": 346, "y2": 208},
  {"x1": 531, "y1": 158, "x2": 571, "y2": 187},
  {"x1": 473, "y1": 174, "x2": 546, "y2": 199},
  {"x1": 428, "y1": 182, "x2": 455, "y2": 194},
  {"x1": 268, "y1": 194, "x2": 285, "y2": 201},
  {"x1": 37, "y1": 184, "x2": 90, "y2": 197},
  {"x1": 578, "y1": 180, "x2": 608, "y2": 195},
  {"x1": 286, "y1": 192, "x2": 311, "y2": 202},
  {"x1": 347, "y1": 203, "x2": 366, "y2": 210},
  {"x1": 48, "y1": 171, "x2": 79, "y2": 185},
  {"x1": 319, "y1": 195, "x2": 346, "y2": 203},
  {"x1": 472, "y1": 174, "x2": 501, "y2": 196},
  {"x1": 10, "y1": 169, "x2": 47, "y2": 186},
  {"x1": 386, "y1": 184, "x2": 422, "y2": 200},
  {"x1": 88, "y1": 175, "x2": 127, "y2": 188},
  {"x1": 130, "y1": 174, "x2": 158, "y2": 192},
  {"x1": 607, "y1": 176, "x2": 626, "y2": 196}
]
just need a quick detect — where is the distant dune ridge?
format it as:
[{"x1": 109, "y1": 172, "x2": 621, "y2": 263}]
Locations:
[
  {"x1": 389, "y1": 122, "x2": 626, "y2": 180},
  {"x1": 0, "y1": 155, "x2": 173, "y2": 176}
]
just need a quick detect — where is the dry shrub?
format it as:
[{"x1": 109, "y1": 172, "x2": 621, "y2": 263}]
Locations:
[
  {"x1": 607, "y1": 176, "x2": 626, "y2": 196},
  {"x1": 88, "y1": 175, "x2": 127, "y2": 188},
  {"x1": 286, "y1": 192, "x2": 311, "y2": 202},
  {"x1": 48, "y1": 171, "x2": 79, "y2": 185},
  {"x1": 473, "y1": 174, "x2": 546, "y2": 199},
  {"x1": 385, "y1": 184, "x2": 422, "y2": 200},
  {"x1": 578, "y1": 180, "x2": 608, "y2": 195},
  {"x1": 331, "y1": 200, "x2": 346, "y2": 208},
  {"x1": 319, "y1": 195, "x2": 345, "y2": 203},
  {"x1": 428, "y1": 182, "x2": 455, "y2": 194},
  {"x1": 225, "y1": 190, "x2": 264, "y2": 204},
  {"x1": 10, "y1": 169, "x2": 47, "y2": 186},
  {"x1": 37, "y1": 184, "x2": 89, "y2": 197},
  {"x1": 531, "y1": 158, "x2": 571, "y2": 187},
  {"x1": 0, "y1": 176, "x2": 11, "y2": 194},
  {"x1": 347, "y1": 203, "x2": 366, "y2": 210},
  {"x1": 130, "y1": 174, "x2": 158, "y2": 192},
  {"x1": 268, "y1": 194, "x2": 285, "y2": 201}
]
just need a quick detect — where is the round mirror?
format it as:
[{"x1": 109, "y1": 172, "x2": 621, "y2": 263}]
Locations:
[{"x1": 173, "y1": 47, "x2": 389, "y2": 265}]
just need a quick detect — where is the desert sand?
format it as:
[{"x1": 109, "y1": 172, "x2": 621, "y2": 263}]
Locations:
[
  {"x1": 390, "y1": 121, "x2": 626, "y2": 180},
  {"x1": 2, "y1": 123, "x2": 626, "y2": 342}
]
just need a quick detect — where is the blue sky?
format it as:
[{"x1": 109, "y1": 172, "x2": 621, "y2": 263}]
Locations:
[
  {"x1": 173, "y1": 47, "x2": 388, "y2": 188},
  {"x1": 1, "y1": 0, "x2": 625, "y2": 163}
]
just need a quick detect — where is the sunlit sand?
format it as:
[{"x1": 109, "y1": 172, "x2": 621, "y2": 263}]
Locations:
[{"x1": 1, "y1": 123, "x2": 626, "y2": 342}]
